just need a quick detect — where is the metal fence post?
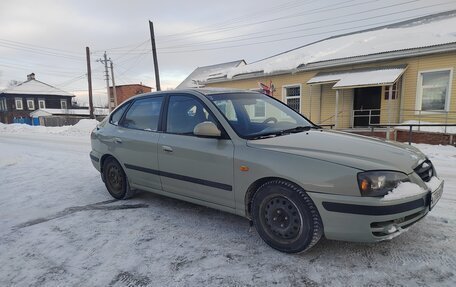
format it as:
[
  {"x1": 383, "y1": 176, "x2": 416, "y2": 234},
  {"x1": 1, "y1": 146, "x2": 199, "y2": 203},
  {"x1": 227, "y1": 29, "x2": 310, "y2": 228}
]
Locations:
[
  {"x1": 418, "y1": 110, "x2": 421, "y2": 131},
  {"x1": 408, "y1": 125, "x2": 413, "y2": 145}
]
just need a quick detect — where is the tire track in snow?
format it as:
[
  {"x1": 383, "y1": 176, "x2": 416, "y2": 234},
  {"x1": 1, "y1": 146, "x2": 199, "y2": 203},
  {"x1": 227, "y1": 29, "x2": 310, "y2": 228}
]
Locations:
[{"x1": 13, "y1": 200, "x2": 148, "y2": 229}]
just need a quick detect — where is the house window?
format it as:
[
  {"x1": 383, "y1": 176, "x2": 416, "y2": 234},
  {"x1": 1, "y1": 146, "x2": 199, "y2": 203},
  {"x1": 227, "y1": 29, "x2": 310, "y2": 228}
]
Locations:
[
  {"x1": 60, "y1": 99, "x2": 68, "y2": 109},
  {"x1": 27, "y1": 99, "x2": 35, "y2": 110},
  {"x1": 384, "y1": 79, "x2": 401, "y2": 100},
  {"x1": 284, "y1": 85, "x2": 301, "y2": 112},
  {"x1": 0, "y1": 98, "x2": 6, "y2": 111},
  {"x1": 38, "y1": 100, "x2": 46, "y2": 109},
  {"x1": 15, "y1": 98, "x2": 23, "y2": 110},
  {"x1": 254, "y1": 101, "x2": 266, "y2": 117},
  {"x1": 417, "y1": 69, "x2": 452, "y2": 111}
]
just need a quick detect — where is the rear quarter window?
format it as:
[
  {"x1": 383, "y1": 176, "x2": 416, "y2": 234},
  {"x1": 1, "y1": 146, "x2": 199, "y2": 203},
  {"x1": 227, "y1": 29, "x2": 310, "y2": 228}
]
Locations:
[{"x1": 109, "y1": 103, "x2": 129, "y2": 125}]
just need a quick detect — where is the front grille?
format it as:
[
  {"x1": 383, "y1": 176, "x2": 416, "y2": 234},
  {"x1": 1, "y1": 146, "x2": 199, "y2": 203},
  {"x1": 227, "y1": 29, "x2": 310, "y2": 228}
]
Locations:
[{"x1": 414, "y1": 159, "x2": 434, "y2": 182}]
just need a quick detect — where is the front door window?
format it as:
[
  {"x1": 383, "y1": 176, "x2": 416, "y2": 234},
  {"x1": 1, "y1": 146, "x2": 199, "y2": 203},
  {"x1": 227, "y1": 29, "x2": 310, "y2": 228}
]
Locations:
[{"x1": 166, "y1": 95, "x2": 216, "y2": 135}]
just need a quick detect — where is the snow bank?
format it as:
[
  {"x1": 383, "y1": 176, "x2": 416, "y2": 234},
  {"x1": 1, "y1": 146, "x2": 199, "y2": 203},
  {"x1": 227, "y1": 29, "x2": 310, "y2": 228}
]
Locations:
[
  {"x1": 0, "y1": 119, "x2": 98, "y2": 137},
  {"x1": 395, "y1": 121, "x2": 456, "y2": 134},
  {"x1": 381, "y1": 182, "x2": 427, "y2": 201}
]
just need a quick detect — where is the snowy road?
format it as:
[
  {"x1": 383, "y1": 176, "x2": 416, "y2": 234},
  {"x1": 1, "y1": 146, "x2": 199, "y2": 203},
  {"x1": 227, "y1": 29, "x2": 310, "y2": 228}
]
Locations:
[{"x1": 1, "y1": 127, "x2": 455, "y2": 287}]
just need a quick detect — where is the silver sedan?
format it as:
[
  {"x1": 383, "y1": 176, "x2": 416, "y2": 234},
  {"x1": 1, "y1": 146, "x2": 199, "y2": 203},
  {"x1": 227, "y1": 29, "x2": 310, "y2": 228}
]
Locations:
[{"x1": 90, "y1": 89, "x2": 443, "y2": 253}]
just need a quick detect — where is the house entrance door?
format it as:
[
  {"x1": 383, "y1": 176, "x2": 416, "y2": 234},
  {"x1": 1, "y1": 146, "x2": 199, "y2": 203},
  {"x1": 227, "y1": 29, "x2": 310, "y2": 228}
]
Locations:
[{"x1": 353, "y1": 87, "x2": 381, "y2": 127}]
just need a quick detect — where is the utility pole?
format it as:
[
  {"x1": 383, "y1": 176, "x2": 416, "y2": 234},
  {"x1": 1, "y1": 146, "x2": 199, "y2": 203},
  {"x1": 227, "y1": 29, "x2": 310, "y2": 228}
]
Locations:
[
  {"x1": 85, "y1": 47, "x2": 94, "y2": 119},
  {"x1": 110, "y1": 61, "x2": 118, "y2": 107},
  {"x1": 149, "y1": 20, "x2": 161, "y2": 91},
  {"x1": 97, "y1": 52, "x2": 112, "y2": 111}
]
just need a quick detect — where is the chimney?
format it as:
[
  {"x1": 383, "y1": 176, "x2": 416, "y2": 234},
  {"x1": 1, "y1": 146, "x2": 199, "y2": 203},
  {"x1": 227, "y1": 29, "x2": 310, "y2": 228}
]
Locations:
[{"x1": 27, "y1": 73, "x2": 35, "y2": 81}]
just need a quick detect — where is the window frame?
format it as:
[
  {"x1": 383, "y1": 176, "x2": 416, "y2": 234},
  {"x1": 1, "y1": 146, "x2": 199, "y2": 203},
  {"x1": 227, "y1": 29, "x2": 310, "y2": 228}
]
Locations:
[
  {"x1": 27, "y1": 99, "x2": 35, "y2": 110},
  {"x1": 0, "y1": 98, "x2": 6, "y2": 111},
  {"x1": 38, "y1": 99, "x2": 46, "y2": 109},
  {"x1": 384, "y1": 78, "x2": 401, "y2": 100},
  {"x1": 415, "y1": 68, "x2": 453, "y2": 113},
  {"x1": 119, "y1": 95, "x2": 165, "y2": 132},
  {"x1": 162, "y1": 93, "x2": 229, "y2": 139},
  {"x1": 60, "y1": 99, "x2": 68, "y2": 109},
  {"x1": 282, "y1": 84, "x2": 302, "y2": 113},
  {"x1": 15, "y1": 98, "x2": 23, "y2": 110}
]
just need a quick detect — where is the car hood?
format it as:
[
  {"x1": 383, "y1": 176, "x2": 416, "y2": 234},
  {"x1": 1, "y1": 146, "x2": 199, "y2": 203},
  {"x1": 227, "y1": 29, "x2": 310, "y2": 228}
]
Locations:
[{"x1": 246, "y1": 130, "x2": 426, "y2": 174}]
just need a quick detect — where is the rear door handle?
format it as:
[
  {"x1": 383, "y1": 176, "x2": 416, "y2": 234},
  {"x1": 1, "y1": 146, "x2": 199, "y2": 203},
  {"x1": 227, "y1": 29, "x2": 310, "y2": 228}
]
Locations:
[
  {"x1": 162, "y1": 146, "x2": 173, "y2": 153},
  {"x1": 114, "y1": 138, "x2": 122, "y2": 144}
]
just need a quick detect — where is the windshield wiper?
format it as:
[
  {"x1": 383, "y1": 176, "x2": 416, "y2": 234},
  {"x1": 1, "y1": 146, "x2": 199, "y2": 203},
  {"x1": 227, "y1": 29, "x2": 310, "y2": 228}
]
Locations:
[
  {"x1": 280, "y1": 126, "x2": 312, "y2": 133},
  {"x1": 248, "y1": 126, "x2": 315, "y2": 140}
]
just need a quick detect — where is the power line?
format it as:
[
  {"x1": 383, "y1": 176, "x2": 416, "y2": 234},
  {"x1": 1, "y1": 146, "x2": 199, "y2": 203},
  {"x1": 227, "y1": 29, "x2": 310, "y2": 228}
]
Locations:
[
  {"x1": 157, "y1": 0, "x2": 375, "y2": 45},
  {"x1": 0, "y1": 40, "x2": 84, "y2": 62},
  {"x1": 158, "y1": 0, "x2": 443, "y2": 50},
  {"x1": 155, "y1": 11, "x2": 450, "y2": 54},
  {"x1": 158, "y1": 0, "x2": 317, "y2": 41}
]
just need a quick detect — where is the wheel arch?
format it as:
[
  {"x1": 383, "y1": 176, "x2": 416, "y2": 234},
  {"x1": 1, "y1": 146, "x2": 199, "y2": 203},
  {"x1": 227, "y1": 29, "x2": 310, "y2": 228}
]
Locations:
[
  {"x1": 244, "y1": 176, "x2": 304, "y2": 220},
  {"x1": 100, "y1": 154, "x2": 117, "y2": 182}
]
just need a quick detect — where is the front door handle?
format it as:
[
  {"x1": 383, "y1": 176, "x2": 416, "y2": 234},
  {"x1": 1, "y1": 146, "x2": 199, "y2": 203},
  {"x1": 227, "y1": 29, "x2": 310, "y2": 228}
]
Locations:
[
  {"x1": 114, "y1": 138, "x2": 122, "y2": 144},
  {"x1": 162, "y1": 146, "x2": 173, "y2": 153}
]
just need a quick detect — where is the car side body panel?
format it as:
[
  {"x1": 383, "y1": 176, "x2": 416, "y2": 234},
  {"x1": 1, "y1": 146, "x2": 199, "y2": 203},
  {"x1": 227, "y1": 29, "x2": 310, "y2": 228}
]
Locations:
[{"x1": 157, "y1": 133, "x2": 235, "y2": 208}]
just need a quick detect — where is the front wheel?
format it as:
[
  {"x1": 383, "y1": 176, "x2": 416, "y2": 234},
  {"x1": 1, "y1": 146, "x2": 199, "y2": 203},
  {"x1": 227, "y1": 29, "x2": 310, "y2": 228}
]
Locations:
[
  {"x1": 102, "y1": 157, "x2": 135, "y2": 200},
  {"x1": 252, "y1": 180, "x2": 323, "y2": 253}
]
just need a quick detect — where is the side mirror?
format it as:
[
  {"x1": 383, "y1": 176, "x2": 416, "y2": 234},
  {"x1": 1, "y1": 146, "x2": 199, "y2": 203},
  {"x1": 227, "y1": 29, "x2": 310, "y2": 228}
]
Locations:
[{"x1": 193, "y1": 121, "x2": 221, "y2": 138}]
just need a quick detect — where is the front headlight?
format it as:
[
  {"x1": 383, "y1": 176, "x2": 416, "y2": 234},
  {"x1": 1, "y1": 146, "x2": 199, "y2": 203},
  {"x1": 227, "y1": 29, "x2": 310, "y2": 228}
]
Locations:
[{"x1": 357, "y1": 171, "x2": 409, "y2": 197}]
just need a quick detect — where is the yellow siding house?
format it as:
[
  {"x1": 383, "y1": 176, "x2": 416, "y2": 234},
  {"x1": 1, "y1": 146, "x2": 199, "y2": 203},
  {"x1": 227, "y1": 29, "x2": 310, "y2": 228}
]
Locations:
[{"x1": 186, "y1": 11, "x2": 456, "y2": 131}]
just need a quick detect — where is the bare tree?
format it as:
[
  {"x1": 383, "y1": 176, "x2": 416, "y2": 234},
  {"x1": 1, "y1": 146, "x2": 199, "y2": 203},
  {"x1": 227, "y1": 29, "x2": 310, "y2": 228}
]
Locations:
[{"x1": 8, "y1": 80, "x2": 21, "y2": 88}]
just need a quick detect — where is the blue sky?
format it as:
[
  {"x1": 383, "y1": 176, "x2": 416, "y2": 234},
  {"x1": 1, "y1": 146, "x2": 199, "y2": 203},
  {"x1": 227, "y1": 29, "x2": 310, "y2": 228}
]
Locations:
[{"x1": 1, "y1": 0, "x2": 455, "y2": 106}]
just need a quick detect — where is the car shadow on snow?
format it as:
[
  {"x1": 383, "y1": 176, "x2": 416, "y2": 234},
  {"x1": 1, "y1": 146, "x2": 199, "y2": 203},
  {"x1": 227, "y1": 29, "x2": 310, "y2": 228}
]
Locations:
[{"x1": 124, "y1": 190, "x2": 429, "y2": 257}]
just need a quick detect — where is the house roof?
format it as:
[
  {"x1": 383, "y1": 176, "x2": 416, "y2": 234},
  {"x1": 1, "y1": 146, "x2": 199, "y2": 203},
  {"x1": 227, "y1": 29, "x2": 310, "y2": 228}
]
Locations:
[
  {"x1": 307, "y1": 65, "x2": 407, "y2": 89},
  {"x1": 176, "y1": 60, "x2": 246, "y2": 89},
  {"x1": 0, "y1": 78, "x2": 74, "y2": 97},
  {"x1": 204, "y1": 10, "x2": 456, "y2": 83}
]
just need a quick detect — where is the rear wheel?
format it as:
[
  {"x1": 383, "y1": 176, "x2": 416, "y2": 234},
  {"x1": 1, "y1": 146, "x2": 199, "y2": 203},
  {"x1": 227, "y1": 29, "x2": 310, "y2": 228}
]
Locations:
[
  {"x1": 252, "y1": 180, "x2": 323, "y2": 253},
  {"x1": 102, "y1": 157, "x2": 135, "y2": 199}
]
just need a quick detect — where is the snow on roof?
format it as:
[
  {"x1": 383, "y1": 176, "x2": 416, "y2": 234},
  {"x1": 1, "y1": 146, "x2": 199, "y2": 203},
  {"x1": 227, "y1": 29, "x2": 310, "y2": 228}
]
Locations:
[
  {"x1": 30, "y1": 108, "x2": 109, "y2": 117},
  {"x1": 307, "y1": 66, "x2": 406, "y2": 88},
  {"x1": 176, "y1": 60, "x2": 246, "y2": 89},
  {"x1": 208, "y1": 10, "x2": 456, "y2": 80},
  {"x1": 0, "y1": 79, "x2": 74, "y2": 97}
]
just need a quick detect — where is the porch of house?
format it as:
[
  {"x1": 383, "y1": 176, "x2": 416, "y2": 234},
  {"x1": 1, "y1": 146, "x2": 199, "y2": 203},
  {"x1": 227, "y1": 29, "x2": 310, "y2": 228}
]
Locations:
[{"x1": 306, "y1": 66, "x2": 456, "y2": 136}]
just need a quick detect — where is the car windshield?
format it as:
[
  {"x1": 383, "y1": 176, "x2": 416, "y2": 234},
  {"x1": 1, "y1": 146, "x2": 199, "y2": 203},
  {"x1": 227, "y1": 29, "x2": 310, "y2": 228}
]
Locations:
[{"x1": 207, "y1": 92, "x2": 316, "y2": 139}]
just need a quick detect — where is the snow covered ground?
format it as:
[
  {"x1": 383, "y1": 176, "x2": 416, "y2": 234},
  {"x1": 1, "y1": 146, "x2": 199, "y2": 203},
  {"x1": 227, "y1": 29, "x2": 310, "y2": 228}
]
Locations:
[{"x1": 0, "y1": 123, "x2": 455, "y2": 287}]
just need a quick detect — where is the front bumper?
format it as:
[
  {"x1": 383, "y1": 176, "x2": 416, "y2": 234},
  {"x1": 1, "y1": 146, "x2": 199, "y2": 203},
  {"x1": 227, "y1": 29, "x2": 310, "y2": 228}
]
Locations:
[{"x1": 308, "y1": 179, "x2": 444, "y2": 242}]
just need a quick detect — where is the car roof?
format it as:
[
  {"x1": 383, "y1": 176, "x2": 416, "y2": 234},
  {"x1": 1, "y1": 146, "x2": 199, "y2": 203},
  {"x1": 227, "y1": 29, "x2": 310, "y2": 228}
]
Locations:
[
  {"x1": 126, "y1": 88, "x2": 258, "y2": 102},
  {"x1": 179, "y1": 88, "x2": 258, "y2": 96}
]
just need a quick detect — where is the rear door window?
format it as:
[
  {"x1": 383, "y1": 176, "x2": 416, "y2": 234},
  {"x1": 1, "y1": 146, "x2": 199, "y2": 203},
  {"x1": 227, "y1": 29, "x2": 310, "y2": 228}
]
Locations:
[{"x1": 121, "y1": 96, "x2": 163, "y2": 131}]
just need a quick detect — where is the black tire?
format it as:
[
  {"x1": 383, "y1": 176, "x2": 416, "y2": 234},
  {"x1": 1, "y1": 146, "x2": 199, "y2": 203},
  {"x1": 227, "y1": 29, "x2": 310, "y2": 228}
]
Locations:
[
  {"x1": 252, "y1": 179, "x2": 323, "y2": 253},
  {"x1": 102, "y1": 157, "x2": 135, "y2": 200}
]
